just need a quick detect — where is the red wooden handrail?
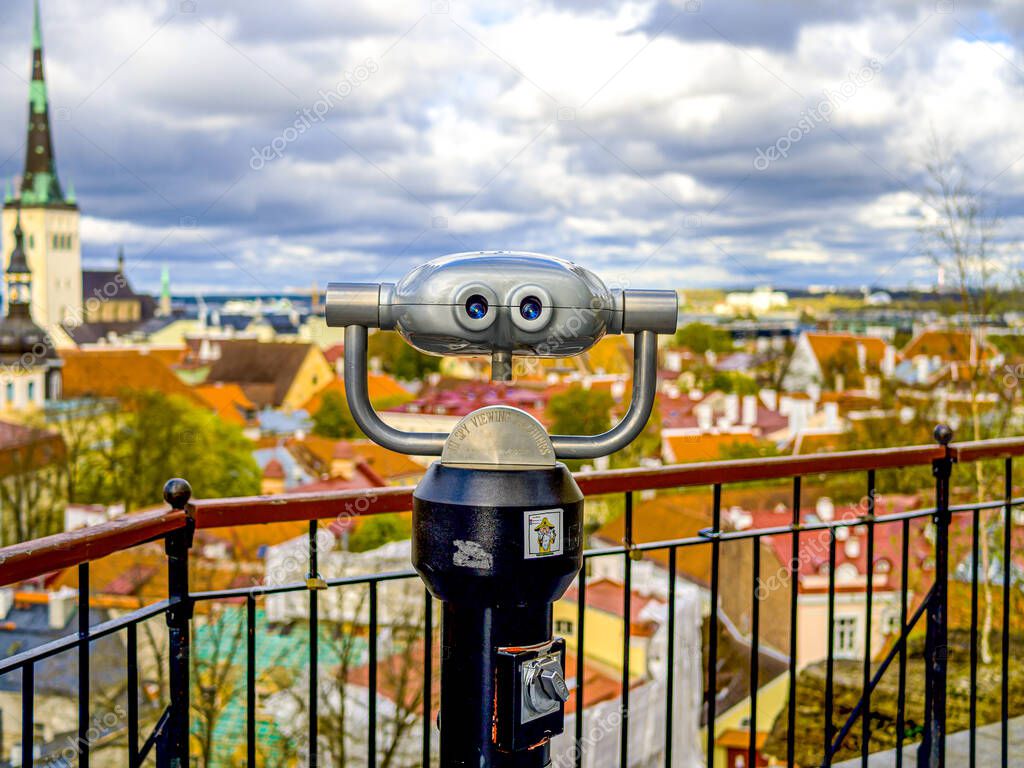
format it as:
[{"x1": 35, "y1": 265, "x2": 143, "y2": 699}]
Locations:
[
  {"x1": 0, "y1": 508, "x2": 187, "y2": 587},
  {"x1": 0, "y1": 436, "x2": 1021, "y2": 587}
]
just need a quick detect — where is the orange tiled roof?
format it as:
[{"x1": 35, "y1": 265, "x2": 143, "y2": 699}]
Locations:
[
  {"x1": 663, "y1": 431, "x2": 761, "y2": 463},
  {"x1": 902, "y1": 330, "x2": 995, "y2": 363},
  {"x1": 51, "y1": 541, "x2": 246, "y2": 599},
  {"x1": 195, "y1": 382, "x2": 256, "y2": 426},
  {"x1": 805, "y1": 333, "x2": 886, "y2": 367},
  {"x1": 301, "y1": 374, "x2": 411, "y2": 413},
  {"x1": 584, "y1": 336, "x2": 633, "y2": 375},
  {"x1": 345, "y1": 440, "x2": 424, "y2": 481},
  {"x1": 143, "y1": 347, "x2": 186, "y2": 367},
  {"x1": 62, "y1": 349, "x2": 204, "y2": 403},
  {"x1": 793, "y1": 431, "x2": 845, "y2": 455},
  {"x1": 288, "y1": 436, "x2": 423, "y2": 483}
]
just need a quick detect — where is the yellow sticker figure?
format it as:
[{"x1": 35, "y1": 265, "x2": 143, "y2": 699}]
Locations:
[{"x1": 533, "y1": 517, "x2": 557, "y2": 555}]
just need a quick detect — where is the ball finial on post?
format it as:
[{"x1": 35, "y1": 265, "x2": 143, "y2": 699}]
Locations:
[
  {"x1": 163, "y1": 478, "x2": 192, "y2": 509},
  {"x1": 933, "y1": 424, "x2": 954, "y2": 446}
]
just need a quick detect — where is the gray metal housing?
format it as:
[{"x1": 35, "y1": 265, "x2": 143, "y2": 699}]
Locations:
[{"x1": 327, "y1": 251, "x2": 678, "y2": 460}]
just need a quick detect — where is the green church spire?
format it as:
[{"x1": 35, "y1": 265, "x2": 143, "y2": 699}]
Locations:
[{"x1": 19, "y1": 0, "x2": 67, "y2": 207}]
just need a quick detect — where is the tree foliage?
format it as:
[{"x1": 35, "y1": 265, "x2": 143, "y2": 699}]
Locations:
[
  {"x1": 348, "y1": 513, "x2": 412, "y2": 553},
  {"x1": 674, "y1": 322, "x2": 733, "y2": 355},
  {"x1": 546, "y1": 385, "x2": 613, "y2": 437},
  {"x1": 0, "y1": 418, "x2": 66, "y2": 546},
  {"x1": 367, "y1": 331, "x2": 442, "y2": 381},
  {"x1": 68, "y1": 391, "x2": 261, "y2": 511},
  {"x1": 311, "y1": 389, "x2": 361, "y2": 439}
]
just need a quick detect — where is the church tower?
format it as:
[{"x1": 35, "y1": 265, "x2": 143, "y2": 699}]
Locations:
[
  {"x1": 0, "y1": 208, "x2": 62, "y2": 409},
  {"x1": 2, "y1": 0, "x2": 82, "y2": 332}
]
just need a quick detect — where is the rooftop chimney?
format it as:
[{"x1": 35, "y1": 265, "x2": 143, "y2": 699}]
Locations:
[
  {"x1": 882, "y1": 345, "x2": 896, "y2": 377},
  {"x1": 824, "y1": 402, "x2": 840, "y2": 431},
  {"x1": 695, "y1": 403, "x2": 713, "y2": 431},
  {"x1": 48, "y1": 587, "x2": 78, "y2": 630},
  {"x1": 723, "y1": 394, "x2": 739, "y2": 424},
  {"x1": 816, "y1": 497, "x2": 835, "y2": 521},
  {"x1": 741, "y1": 394, "x2": 758, "y2": 426},
  {"x1": 844, "y1": 537, "x2": 861, "y2": 560}
]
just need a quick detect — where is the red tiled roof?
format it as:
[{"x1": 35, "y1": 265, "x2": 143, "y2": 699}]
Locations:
[
  {"x1": 562, "y1": 578, "x2": 664, "y2": 637},
  {"x1": 741, "y1": 494, "x2": 931, "y2": 590},
  {"x1": 101, "y1": 564, "x2": 159, "y2": 596},
  {"x1": 323, "y1": 343, "x2": 345, "y2": 364},
  {"x1": 347, "y1": 642, "x2": 619, "y2": 716},
  {"x1": 262, "y1": 458, "x2": 285, "y2": 479},
  {"x1": 400, "y1": 380, "x2": 551, "y2": 419},
  {"x1": 0, "y1": 420, "x2": 65, "y2": 477}
]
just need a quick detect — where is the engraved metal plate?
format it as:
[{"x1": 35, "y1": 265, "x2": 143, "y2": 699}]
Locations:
[{"x1": 441, "y1": 406, "x2": 555, "y2": 468}]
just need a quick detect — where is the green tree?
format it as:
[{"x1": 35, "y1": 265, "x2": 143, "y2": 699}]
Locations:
[
  {"x1": 708, "y1": 370, "x2": 759, "y2": 395},
  {"x1": 718, "y1": 439, "x2": 781, "y2": 461},
  {"x1": 674, "y1": 322, "x2": 733, "y2": 355},
  {"x1": 348, "y1": 513, "x2": 412, "y2": 553},
  {"x1": 311, "y1": 389, "x2": 361, "y2": 439},
  {"x1": 0, "y1": 418, "x2": 67, "y2": 546},
  {"x1": 70, "y1": 391, "x2": 261, "y2": 510},
  {"x1": 546, "y1": 385, "x2": 614, "y2": 437},
  {"x1": 367, "y1": 331, "x2": 442, "y2": 381}
]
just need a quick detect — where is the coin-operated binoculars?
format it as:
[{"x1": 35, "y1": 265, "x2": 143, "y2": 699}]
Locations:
[{"x1": 327, "y1": 252, "x2": 677, "y2": 767}]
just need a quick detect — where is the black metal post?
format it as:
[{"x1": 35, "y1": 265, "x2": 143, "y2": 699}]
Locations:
[
  {"x1": 412, "y1": 464, "x2": 583, "y2": 767},
  {"x1": 919, "y1": 426, "x2": 953, "y2": 768},
  {"x1": 160, "y1": 479, "x2": 194, "y2": 768}
]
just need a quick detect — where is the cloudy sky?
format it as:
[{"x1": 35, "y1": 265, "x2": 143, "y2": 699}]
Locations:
[{"x1": 1, "y1": 0, "x2": 1023, "y2": 294}]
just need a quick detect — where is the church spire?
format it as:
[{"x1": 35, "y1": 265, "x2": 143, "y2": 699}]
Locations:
[
  {"x1": 6, "y1": 209, "x2": 33, "y2": 318},
  {"x1": 20, "y1": 0, "x2": 66, "y2": 207}
]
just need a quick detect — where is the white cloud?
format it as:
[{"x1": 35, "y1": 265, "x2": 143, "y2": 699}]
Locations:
[{"x1": 0, "y1": 0, "x2": 1021, "y2": 292}]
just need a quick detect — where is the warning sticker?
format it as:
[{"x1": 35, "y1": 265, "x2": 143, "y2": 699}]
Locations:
[{"x1": 524, "y1": 509, "x2": 563, "y2": 559}]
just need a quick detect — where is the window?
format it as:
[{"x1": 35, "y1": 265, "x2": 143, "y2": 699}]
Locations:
[
  {"x1": 835, "y1": 616, "x2": 858, "y2": 658},
  {"x1": 27, "y1": 381, "x2": 35, "y2": 401},
  {"x1": 554, "y1": 619, "x2": 574, "y2": 635},
  {"x1": 4, "y1": 382, "x2": 12, "y2": 403},
  {"x1": 883, "y1": 611, "x2": 900, "y2": 636}
]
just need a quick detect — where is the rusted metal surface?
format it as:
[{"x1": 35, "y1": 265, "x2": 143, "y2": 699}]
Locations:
[
  {"x1": 0, "y1": 507, "x2": 186, "y2": 586},
  {"x1": 953, "y1": 438, "x2": 1024, "y2": 463},
  {"x1": 0, "y1": 436, "x2": 1020, "y2": 588},
  {"x1": 191, "y1": 485, "x2": 417, "y2": 529},
  {"x1": 573, "y1": 443, "x2": 947, "y2": 496}
]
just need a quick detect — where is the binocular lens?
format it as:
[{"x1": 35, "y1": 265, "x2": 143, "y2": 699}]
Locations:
[
  {"x1": 519, "y1": 296, "x2": 543, "y2": 321},
  {"x1": 465, "y1": 294, "x2": 489, "y2": 320}
]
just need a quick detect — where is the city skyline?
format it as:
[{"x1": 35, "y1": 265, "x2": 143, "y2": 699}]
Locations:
[{"x1": 1, "y1": 1, "x2": 1023, "y2": 293}]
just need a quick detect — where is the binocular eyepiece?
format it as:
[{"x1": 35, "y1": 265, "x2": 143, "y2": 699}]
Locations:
[{"x1": 326, "y1": 251, "x2": 677, "y2": 380}]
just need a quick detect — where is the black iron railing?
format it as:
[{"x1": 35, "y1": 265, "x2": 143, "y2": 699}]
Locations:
[{"x1": 0, "y1": 430, "x2": 1021, "y2": 767}]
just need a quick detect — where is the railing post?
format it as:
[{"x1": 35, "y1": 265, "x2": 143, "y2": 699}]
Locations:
[
  {"x1": 919, "y1": 426, "x2": 953, "y2": 768},
  {"x1": 159, "y1": 479, "x2": 194, "y2": 768}
]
